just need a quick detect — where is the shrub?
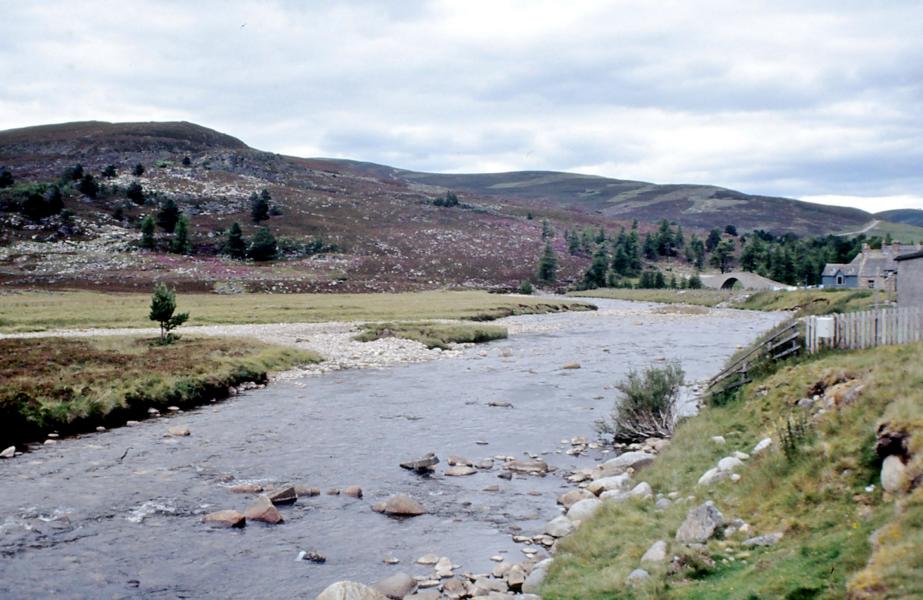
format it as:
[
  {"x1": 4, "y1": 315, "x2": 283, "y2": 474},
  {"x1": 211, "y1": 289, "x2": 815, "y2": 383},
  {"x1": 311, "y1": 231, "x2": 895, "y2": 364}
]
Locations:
[
  {"x1": 140, "y1": 215, "x2": 156, "y2": 248},
  {"x1": 519, "y1": 280, "x2": 534, "y2": 295},
  {"x1": 170, "y1": 215, "x2": 191, "y2": 254},
  {"x1": 132, "y1": 163, "x2": 145, "y2": 177},
  {"x1": 77, "y1": 173, "x2": 99, "y2": 198},
  {"x1": 250, "y1": 190, "x2": 270, "y2": 222},
  {"x1": 596, "y1": 361, "x2": 685, "y2": 443},
  {"x1": 778, "y1": 411, "x2": 815, "y2": 462},
  {"x1": 102, "y1": 165, "x2": 117, "y2": 178},
  {"x1": 0, "y1": 168, "x2": 13, "y2": 188}
]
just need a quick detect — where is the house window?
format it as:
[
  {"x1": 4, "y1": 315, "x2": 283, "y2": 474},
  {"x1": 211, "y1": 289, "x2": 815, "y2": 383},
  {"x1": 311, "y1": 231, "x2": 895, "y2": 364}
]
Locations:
[
  {"x1": 836, "y1": 275, "x2": 844, "y2": 285},
  {"x1": 868, "y1": 280, "x2": 875, "y2": 289}
]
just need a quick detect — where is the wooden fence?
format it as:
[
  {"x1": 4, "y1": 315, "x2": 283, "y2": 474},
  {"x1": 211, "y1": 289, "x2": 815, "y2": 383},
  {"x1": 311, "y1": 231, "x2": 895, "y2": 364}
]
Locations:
[
  {"x1": 707, "y1": 318, "x2": 800, "y2": 396},
  {"x1": 805, "y1": 306, "x2": 923, "y2": 353}
]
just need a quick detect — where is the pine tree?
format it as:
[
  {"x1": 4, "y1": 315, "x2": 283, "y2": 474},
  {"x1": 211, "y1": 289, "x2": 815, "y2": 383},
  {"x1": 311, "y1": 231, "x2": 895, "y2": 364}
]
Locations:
[
  {"x1": 706, "y1": 228, "x2": 722, "y2": 252},
  {"x1": 156, "y1": 198, "x2": 180, "y2": 233},
  {"x1": 149, "y1": 282, "x2": 189, "y2": 344},
  {"x1": 126, "y1": 182, "x2": 145, "y2": 205},
  {"x1": 250, "y1": 191, "x2": 270, "y2": 223},
  {"x1": 78, "y1": 173, "x2": 99, "y2": 198},
  {"x1": 0, "y1": 169, "x2": 13, "y2": 188},
  {"x1": 132, "y1": 163, "x2": 145, "y2": 177},
  {"x1": 583, "y1": 246, "x2": 609, "y2": 288},
  {"x1": 248, "y1": 227, "x2": 277, "y2": 261},
  {"x1": 46, "y1": 185, "x2": 63, "y2": 214},
  {"x1": 226, "y1": 222, "x2": 246, "y2": 259},
  {"x1": 536, "y1": 241, "x2": 557, "y2": 284},
  {"x1": 170, "y1": 215, "x2": 191, "y2": 254},
  {"x1": 541, "y1": 219, "x2": 554, "y2": 241},
  {"x1": 140, "y1": 215, "x2": 156, "y2": 249},
  {"x1": 102, "y1": 165, "x2": 117, "y2": 178},
  {"x1": 710, "y1": 239, "x2": 736, "y2": 273},
  {"x1": 688, "y1": 272, "x2": 703, "y2": 289}
]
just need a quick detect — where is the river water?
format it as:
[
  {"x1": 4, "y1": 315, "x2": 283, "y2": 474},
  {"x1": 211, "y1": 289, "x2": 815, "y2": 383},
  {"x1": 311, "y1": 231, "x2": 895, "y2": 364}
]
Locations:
[{"x1": 0, "y1": 299, "x2": 786, "y2": 599}]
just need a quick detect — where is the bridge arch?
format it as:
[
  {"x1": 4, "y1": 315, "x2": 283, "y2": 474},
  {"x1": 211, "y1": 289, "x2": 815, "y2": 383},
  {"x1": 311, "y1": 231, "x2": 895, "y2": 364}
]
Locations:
[{"x1": 720, "y1": 277, "x2": 740, "y2": 290}]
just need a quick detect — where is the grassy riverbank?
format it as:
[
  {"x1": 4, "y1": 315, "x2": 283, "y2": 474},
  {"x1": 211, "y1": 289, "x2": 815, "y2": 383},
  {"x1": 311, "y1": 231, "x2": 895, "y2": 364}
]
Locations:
[
  {"x1": 737, "y1": 288, "x2": 879, "y2": 316},
  {"x1": 0, "y1": 335, "x2": 320, "y2": 447},
  {"x1": 568, "y1": 288, "x2": 736, "y2": 307},
  {"x1": 569, "y1": 287, "x2": 879, "y2": 317},
  {"x1": 543, "y1": 342, "x2": 923, "y2": 599},
  {"x1": 354, "y1": 321, "x2": 508, "y2": 349},
  {"x1": 0, "y1": 289, "x2": 593, "y2": 333}
]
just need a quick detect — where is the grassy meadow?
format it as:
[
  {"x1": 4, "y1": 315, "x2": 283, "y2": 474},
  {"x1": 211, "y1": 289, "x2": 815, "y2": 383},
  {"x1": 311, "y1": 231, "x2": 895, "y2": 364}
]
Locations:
[
  {"x1": 0, "y1": 335, "x2": 320, "y2": 446},
  {"x1": 542, "y1": 342, "x2": 923, "y2": 599},
  {"x1": 0, "y1": 289, "x2": 594, "y2": 333},
  {"x1": 738, "y1": 288, "x2": 881, "y2": 316}
]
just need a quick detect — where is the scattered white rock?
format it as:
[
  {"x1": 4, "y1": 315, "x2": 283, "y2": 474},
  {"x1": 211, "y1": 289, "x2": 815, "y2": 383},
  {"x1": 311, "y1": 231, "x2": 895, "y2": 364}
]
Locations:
[
  {"x1": 1, "y1": 446, "x2": 15, "y2": 459},
  {"x1": 742, "y1": 532, "x2": 784, "y2": 547},
  {"x1": 881, "y1": 455, "x2": 908, "y2": 494},
  {"x1": 697, "y1": 467, "x2": 728, "y2": 486},
  {"x1": 567, "y1": 498, "x2": 602, "y2": 523},
  {"x1": 315, "y1": 581, "x2": 388, "y2": 600},
  {"x1": 752, "y1": 438, "x2": 772, "y2": 454},
  {"x1": 717, "y1": 456, "x2": 745, "y2": 472},
  {"x1": 675, "y1": 501, "x2": 724, "y2": 544},
  {"x1": 711, "y1": 436, "x2": 726, "y2": 445},
  {"x1": 545, "y1": 515, "x2": 576, "y2": 538}
]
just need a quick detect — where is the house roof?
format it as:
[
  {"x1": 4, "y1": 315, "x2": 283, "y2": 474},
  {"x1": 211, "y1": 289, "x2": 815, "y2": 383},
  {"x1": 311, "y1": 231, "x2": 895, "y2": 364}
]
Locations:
[
  {"x1": 896, "y1": 250, "x2": 923, "y2": 262},
  {"x1": 822, "y1": 263, "x2": 857, "y2": 277}
]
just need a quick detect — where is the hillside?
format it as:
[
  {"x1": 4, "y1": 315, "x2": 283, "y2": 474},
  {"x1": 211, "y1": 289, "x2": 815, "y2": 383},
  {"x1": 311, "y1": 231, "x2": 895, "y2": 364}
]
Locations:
[
  {"x1": 876, "y1": 209, "x2": 923, "y2": 228},
  {"x1": 327, "y1": 161, "x2": 872, "y2": 236},
  {"x1": 0, "y1": 120, "x2": 898, "y2": 292}
]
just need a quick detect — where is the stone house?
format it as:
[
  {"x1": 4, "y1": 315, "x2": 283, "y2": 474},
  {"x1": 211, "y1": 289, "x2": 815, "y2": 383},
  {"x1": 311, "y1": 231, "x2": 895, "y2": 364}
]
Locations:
[
  {"x1": 822, "y1": 242, "x2": 920, "y2": 291},
  {"x1": 895, "y1": 250, "x2": 923, "y2": 306}
]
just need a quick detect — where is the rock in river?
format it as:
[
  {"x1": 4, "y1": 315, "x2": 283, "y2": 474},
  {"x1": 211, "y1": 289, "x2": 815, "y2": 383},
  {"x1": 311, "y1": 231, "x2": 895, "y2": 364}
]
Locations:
[
  {"x1": 1, "y1": 446, "x2": 15, "y2": 459},
  {"x1": 315, "y1": 581, "x2": 388, "y2": 600},
  {"x1": 400, "y1": 453, "x2": 439, "y2": 473},
  {"x1": 505, "y1": 459, "x2": 551, "y2": 475},
  {"x1": 342, "y1": 485, "x2": 363, "y2": 498},
  {"x1": 373, "y1": 494, "x2": 426, "y2": 517},
  {"x1": 243, "y1": 496, "x2": 283, "y2": 524},
  {"x1": 445, "y1": 466, "x2": 477, "y2": 477},
  {"x1": 267, "y1": 486, "x2": 298, "y2": 505},
  {"x1": 166, "y1": 425, "x2": 191, "y2": 437},
  {"x1": 229, "y1": 483, "x2": 263, "y2": 494},
  {"x1": 203, "y1": 510, "x2": 246, "y2": 528}
]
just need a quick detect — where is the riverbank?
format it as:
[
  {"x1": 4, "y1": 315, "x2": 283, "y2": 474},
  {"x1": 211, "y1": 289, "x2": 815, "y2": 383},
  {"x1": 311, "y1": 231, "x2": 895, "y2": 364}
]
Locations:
[
  {"x1": 0, "y1": 289, "x2": 594, "y2": 333},
  {"x1": 0, "y1": 335, "x2": 321, "y2": 449},
  {"x1": 568, "y1": 287, "x2": 879, "y2": 317},
  {"x1": 540, "y1": 341, "x2": 923, "y2": 599}
]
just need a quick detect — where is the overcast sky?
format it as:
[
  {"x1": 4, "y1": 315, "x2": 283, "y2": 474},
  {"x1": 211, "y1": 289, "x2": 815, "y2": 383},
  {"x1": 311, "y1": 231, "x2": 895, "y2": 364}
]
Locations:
[{"x1": 2, "y1": 1, "x2": 921, "y2": 211}]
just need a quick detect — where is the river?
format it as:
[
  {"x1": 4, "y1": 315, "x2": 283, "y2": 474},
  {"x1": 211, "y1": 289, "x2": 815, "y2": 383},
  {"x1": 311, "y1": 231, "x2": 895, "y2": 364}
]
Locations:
[{"x1": 0, "y1": 299, "x2": 787, "y2": 599}]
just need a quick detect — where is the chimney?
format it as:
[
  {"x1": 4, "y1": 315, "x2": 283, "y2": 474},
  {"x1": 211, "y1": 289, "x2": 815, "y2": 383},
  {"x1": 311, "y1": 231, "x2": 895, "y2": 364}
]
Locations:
[{"x1": 862, "y1": 242, "x2": 870, "y2": 255}]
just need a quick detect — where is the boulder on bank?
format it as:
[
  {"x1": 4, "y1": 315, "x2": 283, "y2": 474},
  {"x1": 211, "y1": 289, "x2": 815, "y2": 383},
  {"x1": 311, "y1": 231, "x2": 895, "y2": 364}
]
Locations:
[
  {"x1": 373, "y1": 494, "x2": 426, "y2": 517},
  {"x1": 596, "y1": 451, "x2": 655, "y2": 477},
  {"x1": 567, "y1": 498, "x2": 602, "y2": 523},
  {"x1": 587, "y1": 474, "x2": 632, "y2": 496},
  {"x1": 676, "y1": 501, "x2": 724, "y2": 544},
  {"x1": 558, "y1": 489, "x2": 595, "y2": 508},
  {"x1": 1, "y1": 446, "x2": 15, "y2": 459},
  {"x1": 545, "y1": 515, "x2": 576, "y2": 538},
  {"x1": 203, "y1": 510, "x2": 246, "y2": 528},
  {"x1": 522, "y1": 558, "x2": 553, "y2": 594},
  {"x1": 243, "y1": 496, "x2": 283, "y2": 524},
  {"x1": 315, "y1": 581, "x2": 388, "y2": 600},
  {"x1": 881, "y1": 455, "x2": 909, "y2": 494}
]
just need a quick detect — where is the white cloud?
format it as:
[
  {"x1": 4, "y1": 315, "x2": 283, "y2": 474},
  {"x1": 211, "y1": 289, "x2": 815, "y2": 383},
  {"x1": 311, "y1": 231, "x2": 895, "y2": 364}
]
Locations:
[{"x1": 0, "y1": 0, "x2": 921, "y2": 209}]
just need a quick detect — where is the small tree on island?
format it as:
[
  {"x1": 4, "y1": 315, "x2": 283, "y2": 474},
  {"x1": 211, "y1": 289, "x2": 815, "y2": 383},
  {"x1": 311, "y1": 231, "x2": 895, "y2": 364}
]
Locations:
[{"x1": 149, "y1": 283, "x2": 188, "y2": 344}]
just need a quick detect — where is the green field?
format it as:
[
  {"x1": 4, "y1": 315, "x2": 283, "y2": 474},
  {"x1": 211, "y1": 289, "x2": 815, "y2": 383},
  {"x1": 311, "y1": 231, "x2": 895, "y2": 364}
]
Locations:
[
  {"x1": 543, "y1": 342, "x2": 923, "y2": 599},
  {"x1": 0, "y1": 289, "x2": 594, "y2": 333}
]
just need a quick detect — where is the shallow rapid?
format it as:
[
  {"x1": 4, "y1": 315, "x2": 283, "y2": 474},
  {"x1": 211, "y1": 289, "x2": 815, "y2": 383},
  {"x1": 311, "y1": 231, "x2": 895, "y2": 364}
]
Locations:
[{"x1": 0, "y1": 299, "x2": 787, "y2": 599}]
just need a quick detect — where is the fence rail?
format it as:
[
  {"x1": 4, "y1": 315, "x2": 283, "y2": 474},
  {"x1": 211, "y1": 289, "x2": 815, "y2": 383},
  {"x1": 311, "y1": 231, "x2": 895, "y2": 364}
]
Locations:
[
  {"x1": 707, "y1": 318, "x2": 800, "y2": 396},
  {"x1": 805, "y1": 306, "x2": 923, "y2": 353}
]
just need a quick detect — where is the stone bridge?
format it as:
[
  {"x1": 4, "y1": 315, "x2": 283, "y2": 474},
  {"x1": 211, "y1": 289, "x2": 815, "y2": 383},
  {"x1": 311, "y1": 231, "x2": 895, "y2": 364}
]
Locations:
[{"x1": 700, "y1": 271, "x2": 791, "y2": 291}]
